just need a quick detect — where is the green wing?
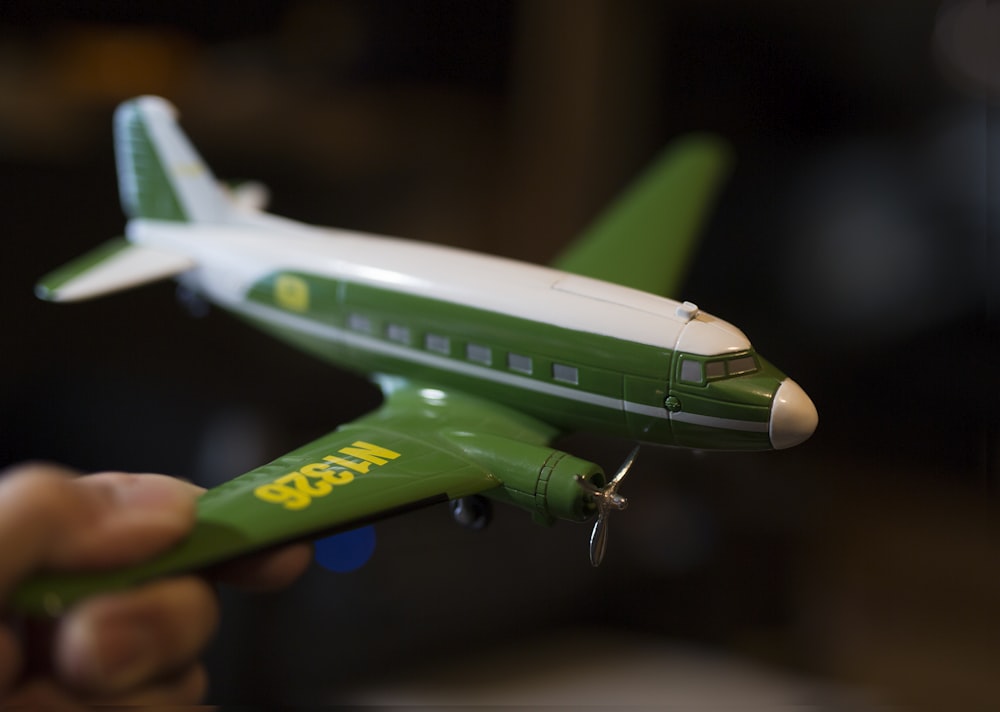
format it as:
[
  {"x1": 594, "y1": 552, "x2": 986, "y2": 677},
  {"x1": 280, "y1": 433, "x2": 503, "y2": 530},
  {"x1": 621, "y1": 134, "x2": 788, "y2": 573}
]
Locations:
[
  {"x1": 552, "y1": 133, "x2": 732, "y2": 298},
  {"x1": 11, "y1": 384, "x2": 570, "y2": 616}
]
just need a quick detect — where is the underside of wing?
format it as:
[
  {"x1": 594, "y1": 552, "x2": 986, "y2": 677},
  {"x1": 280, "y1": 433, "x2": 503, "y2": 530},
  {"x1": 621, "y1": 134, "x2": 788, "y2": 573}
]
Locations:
[{"x1": 552, "y1": 134, "x2": 732, "y2": 299}]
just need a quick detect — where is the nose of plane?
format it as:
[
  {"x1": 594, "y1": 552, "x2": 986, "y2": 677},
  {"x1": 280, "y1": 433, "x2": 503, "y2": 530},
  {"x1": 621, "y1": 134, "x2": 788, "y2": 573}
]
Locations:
[{"x1": 769, "y1": 379, "x2": 818, "y2": 449}]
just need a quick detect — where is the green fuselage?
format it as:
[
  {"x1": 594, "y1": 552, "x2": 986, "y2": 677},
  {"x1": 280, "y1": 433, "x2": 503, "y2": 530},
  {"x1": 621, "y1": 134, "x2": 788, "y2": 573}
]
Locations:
[{"x1": 236, "y1": 270, "x2": 781, "y2": 451}]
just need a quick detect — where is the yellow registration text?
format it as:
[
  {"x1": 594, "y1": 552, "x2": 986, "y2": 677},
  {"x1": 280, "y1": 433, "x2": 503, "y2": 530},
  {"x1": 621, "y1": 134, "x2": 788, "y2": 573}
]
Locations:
[{"x1": 253, "y1": 440, "x2": 401, "y2": 510}]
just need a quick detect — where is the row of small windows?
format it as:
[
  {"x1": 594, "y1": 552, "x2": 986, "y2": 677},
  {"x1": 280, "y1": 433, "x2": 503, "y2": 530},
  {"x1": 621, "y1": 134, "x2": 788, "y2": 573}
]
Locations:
[
  {"x1": 466, "y1": 342, "x2": 491, "y2": 365},
  {"x1": 347, "y1": 312, "x2": 579, "y2": 386}
]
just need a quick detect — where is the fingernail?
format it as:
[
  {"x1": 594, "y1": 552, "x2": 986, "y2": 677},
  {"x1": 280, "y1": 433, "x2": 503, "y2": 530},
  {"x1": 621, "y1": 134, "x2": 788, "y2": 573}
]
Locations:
[
  {"x1": 59, "y1": 609, "x2": 156, "y2": 692},
  {"x1": 115, "y1": 474, "x2": 192, "y2": 507},
  {"x1": 93, "y1": 473, "x2": 196, "y2": 529}
]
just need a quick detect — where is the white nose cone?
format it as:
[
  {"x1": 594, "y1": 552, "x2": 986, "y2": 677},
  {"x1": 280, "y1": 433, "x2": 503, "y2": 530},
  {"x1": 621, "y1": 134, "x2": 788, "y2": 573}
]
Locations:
[{"x1": 769, "y1": 379, "x2": 818, "y2": 449}]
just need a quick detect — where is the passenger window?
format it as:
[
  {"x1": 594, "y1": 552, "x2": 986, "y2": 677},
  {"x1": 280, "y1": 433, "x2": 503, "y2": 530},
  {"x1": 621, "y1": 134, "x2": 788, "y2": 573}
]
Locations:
[
  {"x1": 466, "y1": 343, "x2": 492, "y2": 365},
  {"x1": 552, "y1": 363, "x2": 579, "y2": 385},
  {"x1": 425, "y1": 333, "x2": 450, "y2": 355},
  {"x1": 679, "y1": 358, "x2": 703, "y2": 384},
  {"x1": 507, "y1": 353, "x2": 532, "y2": 374},
  {"x1": 386, "y1": 324, "x2": 410, "y2": 344},
  {"x1": 347, "y1": 313, "x2": 372, "y2": 333}
]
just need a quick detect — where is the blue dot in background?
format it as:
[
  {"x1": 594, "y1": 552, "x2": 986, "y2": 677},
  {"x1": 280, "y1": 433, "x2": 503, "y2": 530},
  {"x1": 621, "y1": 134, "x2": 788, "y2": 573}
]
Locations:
[{"x1": 313, "y1": 525, "x2": 377, "y2": 572}]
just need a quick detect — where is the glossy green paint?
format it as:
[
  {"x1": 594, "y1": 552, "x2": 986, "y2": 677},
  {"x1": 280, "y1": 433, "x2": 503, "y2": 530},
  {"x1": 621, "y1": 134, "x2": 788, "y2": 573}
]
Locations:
[
  {"x1": 362, "y1": 382, "x2": 602, "y2": 524},
  {"x1": 18, "y1": 276, "x2": 779, "y2": 612},
  {"x1": 441, "y1": 432, "x2": 603, "y2": 523},
  {"x1": 625, "y1": 375, "x2": 674, "y2": 442},
  {"x1": 670, "y1": 356, "x2": 778, "y2": 417},
  {"x1": 15, "y1": 105, "x2": 772, "y2": 613},
  {"x1": 670, "y1": 420, "x2": 771, "y2": 450},
  {"x1": 245, "y1": 271, "x2": 675, "y2": 437},
  {"x1": 250, "y1": 272, "x2": 664, "y2": 373},
  {"x1": 553, "y1": 134, "x2": 731, "y2": 297},
  {"x1": 243, "y1": 270, "x2": 788, "y2": 450},
  {"x1": 115, "y1": 101, "x2": 187, "y2": 221},
  {"x1": 15, "y1": 385, "x2": 605, "y2": 615},
  {"x1": 665, "y1": 361, "x2": 780, "y2": 451}
]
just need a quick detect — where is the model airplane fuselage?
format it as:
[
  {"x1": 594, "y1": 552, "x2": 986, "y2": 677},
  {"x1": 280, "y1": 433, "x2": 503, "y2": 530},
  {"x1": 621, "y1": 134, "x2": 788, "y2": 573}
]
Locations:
[
  {"x1": 128, "y1": 213, "x2": 812, "y2": 452},
  {"x1": 15, "y1": 97, "x2": 816, "y2": 614}
]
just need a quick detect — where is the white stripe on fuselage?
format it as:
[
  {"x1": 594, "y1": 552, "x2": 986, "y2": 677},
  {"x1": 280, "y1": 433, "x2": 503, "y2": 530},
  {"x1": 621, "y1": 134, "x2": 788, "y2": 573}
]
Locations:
[
  {"x1": 670, "y1": 410, "x2": 769, "y2": 433},
  {"x1": 127, "y1": 218, "x2": 765, "y2": 434},
  {"x1": 233, "y1": 298, "x2": 769, "y2": 435},
  {"x1": 236, "y1": 298, "x2": 628, "y2": 415},
  {"x1": 127, "y1": 217, "x2": 752, "y2": 356}
]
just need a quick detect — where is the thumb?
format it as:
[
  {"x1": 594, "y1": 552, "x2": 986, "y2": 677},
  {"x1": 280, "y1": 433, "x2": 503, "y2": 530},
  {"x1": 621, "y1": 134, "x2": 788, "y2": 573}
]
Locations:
[{"x1": 0, "y1": 464, "x2": 197, "y2": 598}]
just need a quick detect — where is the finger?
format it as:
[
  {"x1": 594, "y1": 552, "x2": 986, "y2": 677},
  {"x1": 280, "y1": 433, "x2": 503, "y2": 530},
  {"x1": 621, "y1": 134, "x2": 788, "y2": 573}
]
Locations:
[
  {"x1": 211, "y1": 541, "x2": 312, "y2": 592},
  {"x1": 0, "y1": 678, "x2": 90, "y2": 712},
  {"x1": 88, "y1": 664, "x2": 210, "y2": 708},
  {"x1": 47, "y1": 471, "x2": 200, "y2": 569},
  {"x1": 0, "y1": 465, "x2": 196, "y2": 595},
  {"x1": 55, "y1": 576, "x2": 218, "y2": 696}
]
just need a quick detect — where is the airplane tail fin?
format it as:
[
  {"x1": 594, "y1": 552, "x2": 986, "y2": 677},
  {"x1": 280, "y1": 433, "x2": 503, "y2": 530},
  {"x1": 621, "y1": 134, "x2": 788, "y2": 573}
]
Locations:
[
  {"x1": 114, "y1": 96, "x2": 232, "y2": 223},
  {"x1": 552, "y1": 134, "x2": 732, "y2": 299},
  {"x1": 37, "y1": 97, "x2": 234, "y2": 302}
]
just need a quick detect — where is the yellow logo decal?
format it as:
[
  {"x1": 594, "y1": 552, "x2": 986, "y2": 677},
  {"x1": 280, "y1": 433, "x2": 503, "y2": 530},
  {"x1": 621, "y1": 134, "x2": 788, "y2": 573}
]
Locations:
[
  {"x1": 172, "y1": 161, "x2": 205, "y2": 177},
  {"x1": 253, "y1": 441, "x2": 401, "y2": 510},
  {"x1": 275, "y1": 274, "x2": 309, "y2": 312}
]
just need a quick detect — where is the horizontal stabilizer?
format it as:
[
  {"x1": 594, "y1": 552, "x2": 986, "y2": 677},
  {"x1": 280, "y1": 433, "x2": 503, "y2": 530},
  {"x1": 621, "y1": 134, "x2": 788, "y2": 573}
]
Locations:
[{"x1": 36, "y1": 237, "x2": 194, "y2": 302}]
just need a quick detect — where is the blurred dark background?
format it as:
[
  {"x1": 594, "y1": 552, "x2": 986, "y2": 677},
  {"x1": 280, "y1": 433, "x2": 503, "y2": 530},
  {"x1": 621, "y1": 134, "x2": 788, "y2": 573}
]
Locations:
[{"x1": 1, "y1": 1, "x2": 997, "y2": 708}]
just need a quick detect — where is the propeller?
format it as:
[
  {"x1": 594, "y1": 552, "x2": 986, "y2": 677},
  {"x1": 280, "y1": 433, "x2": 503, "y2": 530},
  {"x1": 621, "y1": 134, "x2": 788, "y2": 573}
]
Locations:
[{"x1": 575, "y1": 446, "x2": 639, "y2": 566}]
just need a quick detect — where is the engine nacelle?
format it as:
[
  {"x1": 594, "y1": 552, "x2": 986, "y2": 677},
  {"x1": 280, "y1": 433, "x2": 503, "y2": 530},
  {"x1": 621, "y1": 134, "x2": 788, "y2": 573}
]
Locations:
[{"x1": 442, "y1": 432, "x2": 604, "y2": 525}]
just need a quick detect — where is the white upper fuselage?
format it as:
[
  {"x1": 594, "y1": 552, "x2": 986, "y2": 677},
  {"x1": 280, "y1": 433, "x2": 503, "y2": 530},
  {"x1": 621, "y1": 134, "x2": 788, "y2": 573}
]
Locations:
[{"x1": 127, "y1": 214, "x2": 754, "y2": 359}]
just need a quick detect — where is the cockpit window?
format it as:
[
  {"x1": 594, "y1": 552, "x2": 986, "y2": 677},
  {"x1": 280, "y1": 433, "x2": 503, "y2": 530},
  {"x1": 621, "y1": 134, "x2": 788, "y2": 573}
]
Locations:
[
  {"x1": 679, "y1": 358, "x2": 703, "y2": 384},
  {"x1": 678, "y1": 352, "x2": 759, "y2": 385},
  {"x1": 727, "y1": 355, "x2": 758, "y2": 376},
  {"x1": 705, "y1": 360, "x2": 726, "y2": 379}
]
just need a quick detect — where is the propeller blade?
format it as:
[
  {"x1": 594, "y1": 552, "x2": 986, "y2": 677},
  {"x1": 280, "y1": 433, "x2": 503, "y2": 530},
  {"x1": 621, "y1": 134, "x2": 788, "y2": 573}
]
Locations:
[
  {"x1": 590, "y1": 513, "x2": 609, "y2": 566},
  {"x1": 578, "y1": 447, "x2": 639, "y2": 566},
  {"x1": 609, "y1": 446, "x2": 640, "y2": 488}
]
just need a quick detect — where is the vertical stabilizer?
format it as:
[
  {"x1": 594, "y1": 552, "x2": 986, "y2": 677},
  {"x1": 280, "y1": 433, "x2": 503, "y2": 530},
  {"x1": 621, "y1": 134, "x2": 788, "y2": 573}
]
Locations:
[
  {"x1": 552, "y1": 134, "x2": 732, "y2": 299},
  {"x1": 114, "y1": 96, "x2": 231, "y2": 223}
]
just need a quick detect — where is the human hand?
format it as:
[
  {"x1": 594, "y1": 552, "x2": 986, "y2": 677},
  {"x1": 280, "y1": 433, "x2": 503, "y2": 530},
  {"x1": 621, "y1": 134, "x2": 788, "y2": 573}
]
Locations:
[{"x1": 0, "y1": 463, "x2": 310, "y2": 708}]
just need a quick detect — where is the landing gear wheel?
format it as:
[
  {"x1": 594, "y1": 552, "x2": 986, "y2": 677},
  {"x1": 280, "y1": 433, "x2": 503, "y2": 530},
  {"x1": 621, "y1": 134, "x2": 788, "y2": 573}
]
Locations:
[{"x1": 449, "y1": 495, "x2": 493, "y2": 530}]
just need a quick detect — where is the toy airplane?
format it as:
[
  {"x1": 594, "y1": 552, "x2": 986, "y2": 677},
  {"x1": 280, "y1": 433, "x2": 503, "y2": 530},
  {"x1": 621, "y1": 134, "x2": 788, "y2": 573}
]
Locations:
[{"x1": 14, "y1": 97, "x2": 816, "y2": 615}]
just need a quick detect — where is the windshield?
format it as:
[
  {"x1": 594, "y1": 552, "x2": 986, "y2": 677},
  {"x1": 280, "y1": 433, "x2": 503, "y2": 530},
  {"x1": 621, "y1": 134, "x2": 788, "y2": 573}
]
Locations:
[{"x1": 678, "y1": 352, "x2": 760, "y2": 385}]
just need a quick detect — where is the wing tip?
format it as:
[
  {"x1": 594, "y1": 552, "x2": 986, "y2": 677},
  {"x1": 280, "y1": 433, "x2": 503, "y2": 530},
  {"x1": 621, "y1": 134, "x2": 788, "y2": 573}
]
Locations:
[{"x1": 34, "y1": 282, "x2": 62, "y2": 302}]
